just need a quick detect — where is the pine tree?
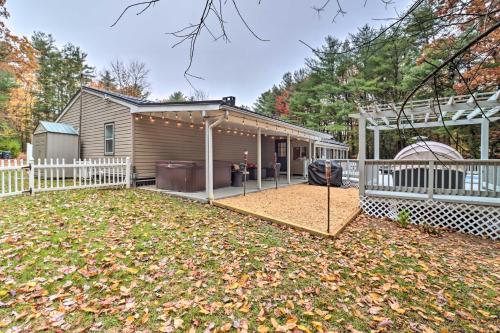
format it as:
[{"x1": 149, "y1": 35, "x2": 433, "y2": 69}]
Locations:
[
  {"x1": 167, "y1": 91, "x2": 187, "y2": 102},
  {"x1": 97, "y1": 70, "x2": 117, "y2": 91},
  {"x1": 31, "y1": 31, "x2": 94, "y2": 121}
]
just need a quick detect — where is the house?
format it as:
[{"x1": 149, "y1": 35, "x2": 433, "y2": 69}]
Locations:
[{"x1": 53, "y1": 86, "x2": 348, "y2": 200}]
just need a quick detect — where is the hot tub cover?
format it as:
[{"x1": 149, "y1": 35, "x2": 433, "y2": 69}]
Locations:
[{"x1": 395, "y1": 141, "x2": 463, "y2": 161}]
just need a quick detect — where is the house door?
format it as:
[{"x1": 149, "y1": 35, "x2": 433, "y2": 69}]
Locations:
[{"x1": 275, "y1": 140, "x2": 287, "y2": 172}]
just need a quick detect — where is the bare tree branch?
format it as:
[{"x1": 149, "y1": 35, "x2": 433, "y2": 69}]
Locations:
[{"x1": 110, "y1": 0, "x2": 160, "y2": 27}]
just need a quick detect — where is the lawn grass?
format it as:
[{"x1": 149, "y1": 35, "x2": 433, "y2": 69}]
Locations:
[{"x1": 0, "y1": 189, "x2": 498, "y2": 332}]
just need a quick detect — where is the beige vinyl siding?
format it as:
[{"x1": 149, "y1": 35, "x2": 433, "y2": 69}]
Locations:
[
  {"x1": 133, "y1": 118, "x2": 204, "y2": 178},
  {"x1": 291, "y1": 139, "x2": 309, "y2": 175},
  {"x1": 213, "y1": 132, "x2": 256, "y2": 163},
  {"x1": 260, "y1": 136, "x2": 275, "y2": 169},
  {"x1": 133, "y1": 118, "x2": 277, "y2": 179},
  {"x1": 58, "y1": 92, "x2": 132, "y2": 160}
]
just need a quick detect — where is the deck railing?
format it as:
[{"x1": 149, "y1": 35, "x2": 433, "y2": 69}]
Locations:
[
  {"x1": 363, "y1": 159, "x2": 499, "y2": 199},
  {"x1": 332, "y1": 159, "x2": 360, "y2": 182}
]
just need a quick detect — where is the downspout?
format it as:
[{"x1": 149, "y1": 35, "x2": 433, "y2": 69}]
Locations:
[
  {"x1": 206, "y1": 111, "x2": 228, "y2": 202},
  {"x1": 78, "y1": 75, "x2": 83, "y2": 160}
]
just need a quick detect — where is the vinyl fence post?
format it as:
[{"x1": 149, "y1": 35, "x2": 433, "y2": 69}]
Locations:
[
  {"x1": 125, "y1": 157, "x2": 131, "y2": 188},
  {"x1": 27, "y1": 143, "x2": 35, "y2": 195}
]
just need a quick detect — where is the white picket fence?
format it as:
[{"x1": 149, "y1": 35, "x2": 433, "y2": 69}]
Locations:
[{"x1": 0, "y1": 157, "x2": 131, "y2": 198}]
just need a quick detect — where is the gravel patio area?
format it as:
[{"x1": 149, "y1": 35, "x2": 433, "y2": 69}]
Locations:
[{"x1": 217, "y1": 183, "x2": 359, "y2": 234}]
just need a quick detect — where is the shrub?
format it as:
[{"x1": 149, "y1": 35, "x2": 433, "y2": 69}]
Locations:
[
  {"x1": 397, "y1": 209, "x2": 411, "y2": 228},
  {"x1": 420, "y1": 222, "x2": 443, "y2": 236},
  {"x1": 0, "y1": 137, "x2": 21, "y2": 158}
]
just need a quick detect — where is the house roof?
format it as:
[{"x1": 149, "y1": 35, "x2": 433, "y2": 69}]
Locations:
[
  {"x1": 78, "y1": 86, "x2": 333, "y2": 140},
  {"x1": 83, "y1": 86, "x2": 224, "y2": 106},
  {"x1": 36, "y1": 121, "x2": 78, "y2": 135},
  {"x1": 320, "y1": 138, "x2": 348, "y2": 147}
]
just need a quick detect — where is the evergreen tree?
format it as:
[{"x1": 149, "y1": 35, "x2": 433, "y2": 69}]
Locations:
[
  {"x1": 167, "y1": 91, "x2": 187, "y2": 102},
  {"x1": 97, "y1": 70, "x2": 117, "y2": 91},
  {"x1": 31, "y1": 31, "x2": 93, "y2": 121}
]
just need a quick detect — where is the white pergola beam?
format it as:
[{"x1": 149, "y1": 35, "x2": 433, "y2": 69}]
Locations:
[
  {"x1": 367, "y1": 116, "x2": 499, "y2": 130},
  {"x1": 485, "y1": 106, "x2": 500, "y2": 118},
  {"x1": 466, "y1": 93, "x2": 477, "y2": 106},
  {"x1": 351, "y1": 90, "x2": 499, "y2": 121},
  {"x1": 487, "y1": 90, "x2": 499, "y2": 102},
  {"x1": 452, "y1": 109, "x2": 466, "y2": 120},
  {"x1": 366, "y1": 117, "x2": 378, "y2": 126},
  {"x1": 466, "y1": 107, "x2": 482, "y2": 120}
]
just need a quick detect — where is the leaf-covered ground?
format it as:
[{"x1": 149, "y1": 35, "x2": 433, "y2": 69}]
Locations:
[{"x1": 0, "y1": 189, "x2": 498, "y2": 333}]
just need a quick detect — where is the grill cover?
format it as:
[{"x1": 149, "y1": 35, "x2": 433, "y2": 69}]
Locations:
[{"x1": 308, "y1": 160, "x2": 343, "y2": 187}]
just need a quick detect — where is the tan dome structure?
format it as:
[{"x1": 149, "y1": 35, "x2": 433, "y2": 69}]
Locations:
[{"x1": 395, "y1": 141, "x2": 463, "y2": 161}]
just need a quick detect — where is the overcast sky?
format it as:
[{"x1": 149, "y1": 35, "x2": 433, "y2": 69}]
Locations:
[{"x1": 7, "y1": 0, "x2": 410, "y2": 106}]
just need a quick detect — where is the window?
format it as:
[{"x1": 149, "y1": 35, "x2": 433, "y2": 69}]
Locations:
[
  {"x1": 104, "y1": 123, "x2": 114, "y2": 155},
  {"x1": 293, "y1": 146, "x2": 308, "y2": 160},
  {"x1": 277, "y1": 142, "x2": 287, "y2": 157}
]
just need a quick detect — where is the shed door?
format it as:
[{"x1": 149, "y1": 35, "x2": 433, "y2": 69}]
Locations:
[{"x1": 33, "y1": 134, "x2": 46, "y2": 160}]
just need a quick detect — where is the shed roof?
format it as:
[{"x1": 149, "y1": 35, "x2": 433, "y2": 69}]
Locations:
[{"x1": 36, "y1": 121, "x2": 78, "y2": 135}]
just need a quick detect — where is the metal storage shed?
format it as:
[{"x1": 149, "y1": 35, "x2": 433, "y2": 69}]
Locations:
[{"x1": 33, "y1": 121, "x2": 79, "y2": 163}]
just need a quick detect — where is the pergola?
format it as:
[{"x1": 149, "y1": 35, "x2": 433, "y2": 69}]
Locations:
[{"x1": 349, "y1": 90, "x2": 499, "y2": 197}]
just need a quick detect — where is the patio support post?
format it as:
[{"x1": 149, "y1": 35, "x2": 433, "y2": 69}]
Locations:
[
  {"x1": 205, "y1": 113, "x2": 227, "y2": 202},
  {"x1": 204, "y1": 118, "x2": 211, "y2": 200},
  {"x1": 480, "y1": 117, "x2": 489, "y2": 160},
  {"x1": 308, "y1": 139, "x2": 312, "y2": 161},
  {"x1": 257, "y1": 127, "x2": 262, "y2": 190},
  {"x1": 287, "y1": 133, "x2": 291, "y2": 184},
  {"x1": 359, "y1": 114, "x2": 367, "y2": 197},
  {"x1": 374, "y1": 126, "x2": 380, "y2": 159}
]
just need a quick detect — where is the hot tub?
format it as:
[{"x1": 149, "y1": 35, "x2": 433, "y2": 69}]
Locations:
[{"x1": 156, "y1": 160, "x2": 232, "y2": 192}]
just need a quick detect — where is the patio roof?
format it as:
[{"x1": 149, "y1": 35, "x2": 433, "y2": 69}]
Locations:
[
  {"x1": 349, "y1": 90, "x2": 499, "y2": 131},
  {"x1": 80, "y1": 86, "x2": 332, "y2": 141}
]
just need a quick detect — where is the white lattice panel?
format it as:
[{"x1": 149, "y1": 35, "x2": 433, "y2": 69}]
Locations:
[
  {"x1": 342, "y1": 179, "x2": 359, "y2": 188},
  {"x1": 360, "y1": 196, "x2": 499, "y2": 240}
]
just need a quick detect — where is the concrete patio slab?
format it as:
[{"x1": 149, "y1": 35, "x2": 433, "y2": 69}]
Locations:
[{"x1": 139, "y1": 176, "x2": 307, "y2": 202}]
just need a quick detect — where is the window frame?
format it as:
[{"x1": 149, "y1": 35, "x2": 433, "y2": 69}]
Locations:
[
  {"x1": 277, "y1": 142, "x2": 287, "y2": 157},
  {"x1": 104, "y1": 122, "x2": 115, "y2": 156}
]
